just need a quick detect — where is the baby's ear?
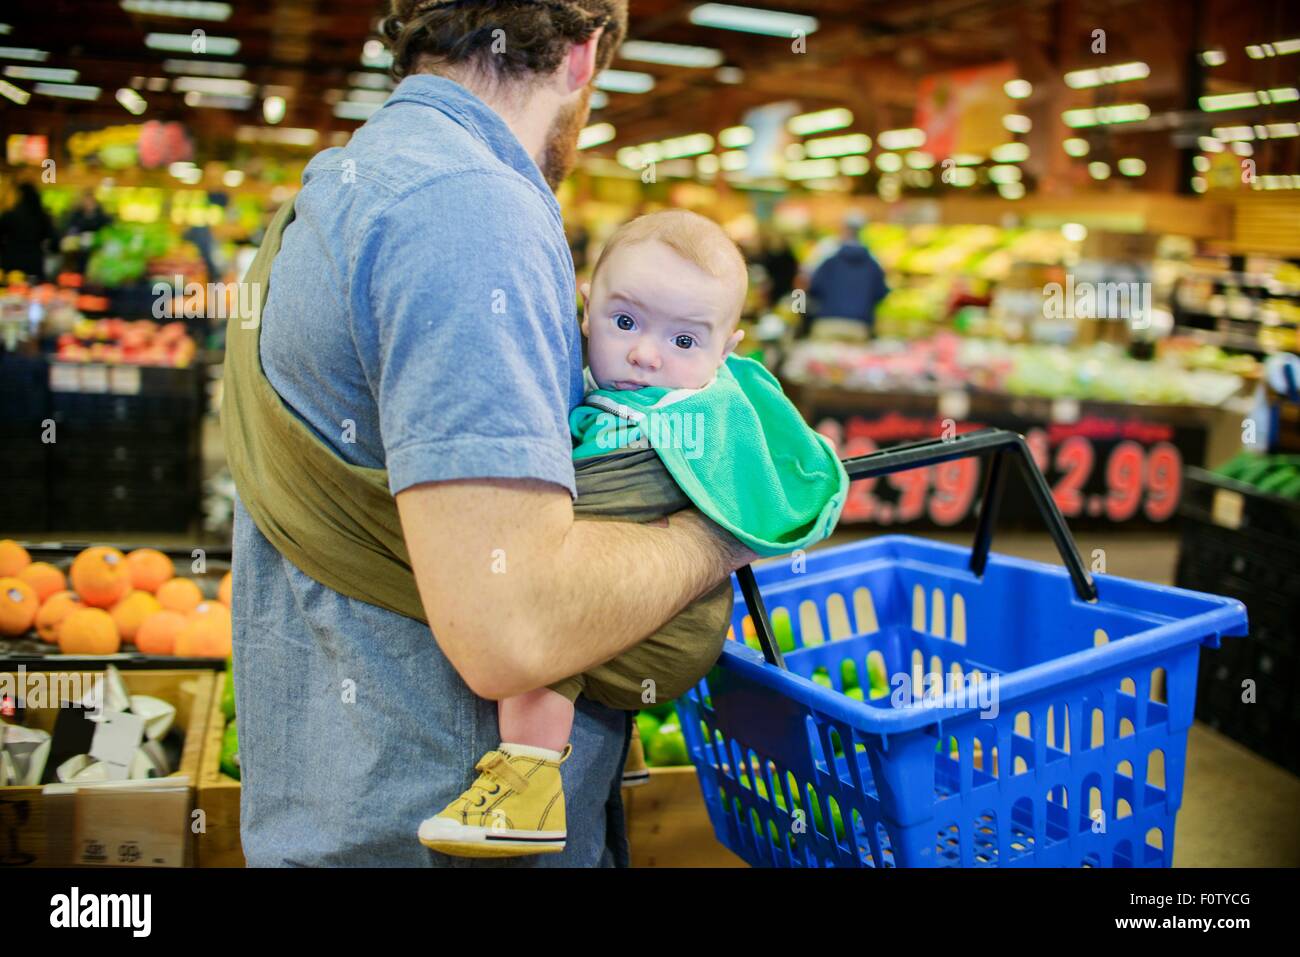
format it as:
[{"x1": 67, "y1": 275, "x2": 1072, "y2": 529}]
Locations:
[
  {"x1": 722, "y1": 326, "x2": 745, "y2": 359},
  {"x1": 579, "y1": 282, "x2": 592, "y2": 336}
]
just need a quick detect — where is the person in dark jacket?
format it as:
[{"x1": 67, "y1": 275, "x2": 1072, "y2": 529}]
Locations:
[
  {"x1": 0, "y1": 182, "x2": 57, "y2": 281},
  {"x1": 805, "y1": 213, "x2": 888, "y2": 339},
  {"x1": 759, "y1": 229, "x2": 798, "y2": 305},
  {"x1": 62, "y1": 189, "x2": 113, "y2": 275}
]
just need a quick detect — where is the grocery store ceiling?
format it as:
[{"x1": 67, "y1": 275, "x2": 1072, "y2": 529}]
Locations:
[{"x1": 3, "y1": 0, "x2": 1299, "y2": 160}]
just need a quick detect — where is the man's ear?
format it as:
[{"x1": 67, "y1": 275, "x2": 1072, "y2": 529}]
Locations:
[{"x1": 566, "y1": 27, "x2": 603, "y2": 91}]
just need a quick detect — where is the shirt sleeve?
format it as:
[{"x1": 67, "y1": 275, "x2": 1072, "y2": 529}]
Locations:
[{"x1": 355, "y1": 172, "x2": 580, "y2": 498}]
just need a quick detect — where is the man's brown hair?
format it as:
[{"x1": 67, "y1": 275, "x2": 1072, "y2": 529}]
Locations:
[{"x1": 380, "y1": 0, "x2": 628, "y2": 83}]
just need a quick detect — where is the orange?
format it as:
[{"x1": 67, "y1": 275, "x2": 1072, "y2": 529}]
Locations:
[
  {"x1": 110, "y1": 590, "x2": 162, "y2": 644},
  {"x1": 70, "y1": 546, "x2": 131, "y2": 608},
  {"x1": 0, "y1": 577, "x2": 39, "y2": 636},
  {"x1": 35, "y1": 590, "x2": 83, "y2": 643},
  {"x1": 174, "y1": 613, "x2": 231, "y2": 658},
  {"x1": 18, "y1": 561, "x2": 66, "y2": 603},
  {"x1": 125, "y1": 548, "x2": 174, "y2": 592},
  {"x1": 0, "y1": 540, "x2": 31, "y2": 578},
  {"x1": 218, "y1": 570, "x2": 232, "y2": 607},
  {"x1": 58, "y1": 607, "x2": 121, "y2": 655},
  {"x1": 156, "y1": 577, "x2": 203, "y2": 614},
  {"x1": 135, "y1": 610, "x2": 187, "y2": 655}
]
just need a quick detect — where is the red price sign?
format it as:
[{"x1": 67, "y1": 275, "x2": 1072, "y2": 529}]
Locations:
[
  {"x1": 1028, "y1": 428, "x2": 1182, "y2": 523},
  {"x1": 824, "y1": 431, "x2": 981, "y2": 527}
]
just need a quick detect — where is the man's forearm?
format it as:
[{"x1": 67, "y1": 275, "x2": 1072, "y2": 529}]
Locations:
[{"x1": 510, "y1": 510, "x2": 748, "y2": 692}]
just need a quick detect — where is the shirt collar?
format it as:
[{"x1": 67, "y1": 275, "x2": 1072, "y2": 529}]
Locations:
[{"x1": 384, "y1": 73, "x2": 556, "y2": 206}]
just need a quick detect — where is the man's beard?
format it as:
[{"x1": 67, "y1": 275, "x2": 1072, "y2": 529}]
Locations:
[{"x1": 538, "y1": 86, "x2": 592, "y2": 192}]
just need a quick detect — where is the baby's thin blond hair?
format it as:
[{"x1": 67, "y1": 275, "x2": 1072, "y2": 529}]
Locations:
[{"x1": 592, "y1": 209, "x2": 748, "y2": 322}]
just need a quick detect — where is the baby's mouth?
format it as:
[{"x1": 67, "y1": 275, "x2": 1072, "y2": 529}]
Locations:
[{"x1": 611, "y1": 379, "x2": 649, "y2": 390}]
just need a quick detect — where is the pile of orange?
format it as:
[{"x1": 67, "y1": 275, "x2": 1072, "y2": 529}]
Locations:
[{"x1": 0, "y1": 540, "x2": 232, "y2": 658}]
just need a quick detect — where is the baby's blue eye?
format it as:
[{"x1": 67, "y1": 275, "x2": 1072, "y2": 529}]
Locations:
[
  {"x1": 674, "y1": 335, "x2": 695, "y2": 350},
  {"x1": 613, "y1": 313, "x2": 635, "y2": 331}
]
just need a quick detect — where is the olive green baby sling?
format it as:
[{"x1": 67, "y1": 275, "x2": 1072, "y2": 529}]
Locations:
[{"x1": 221, "y1": 198, "x2": 731, "y2": 710}]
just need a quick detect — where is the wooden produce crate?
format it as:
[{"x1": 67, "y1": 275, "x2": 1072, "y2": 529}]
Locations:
[
  {"x1": 0, "y1": 668, "x2": 213, "y2": 867},
  {"x1": 622, "y1": 766, "x2": 746, "y2": 868},
  {"x1": 195, "y1": 669, "x2": 244, "y2": 867}
]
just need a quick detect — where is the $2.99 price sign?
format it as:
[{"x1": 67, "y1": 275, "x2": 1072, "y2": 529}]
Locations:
[{"x1": 818, "y1": 420, "x2": 1184, "y2": 527}]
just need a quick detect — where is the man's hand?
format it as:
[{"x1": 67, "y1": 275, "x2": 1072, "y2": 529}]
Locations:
[{"x1": 396, "y1": 477, "x2": 753, "y2": 700}]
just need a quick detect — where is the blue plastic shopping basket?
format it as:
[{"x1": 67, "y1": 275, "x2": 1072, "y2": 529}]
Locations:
[{"x1": 677, "y1": 429, "x2": 1248, "y2": 868}]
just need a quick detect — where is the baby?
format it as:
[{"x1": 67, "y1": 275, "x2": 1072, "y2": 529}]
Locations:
[{"x1": 418, "y1": 211, "x2": 770, "y2": 858}]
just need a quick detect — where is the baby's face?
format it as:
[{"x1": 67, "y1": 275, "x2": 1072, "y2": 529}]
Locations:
[{"x1": 581, "y1": 239, "x2": 744, "y2": 392}]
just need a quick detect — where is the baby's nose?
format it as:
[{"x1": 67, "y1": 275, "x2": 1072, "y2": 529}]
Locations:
[{"x1": 628, "y1": 341, "x2": 661, "y2": 370}]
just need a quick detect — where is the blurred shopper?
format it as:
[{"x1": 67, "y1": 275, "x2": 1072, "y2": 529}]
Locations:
[
  {"x1": 222, "y1": 0, "x2": 754, "y2": 869},
  {"x1": 0, "y1": 182, "x2": 57, "y2": 282},
  {"x1": 61, "y1": 189, "x2": 112, "y2": 275},
  {"x1": 805, "y1": 213, "x2": 889, "y2": 341},
  {"x1": 759, "y1": 229, "x2": 798, "y2": 305}
]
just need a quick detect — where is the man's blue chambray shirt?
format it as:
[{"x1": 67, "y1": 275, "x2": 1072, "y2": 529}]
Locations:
[{"x1": 231, "y1": 74, "x2": 630, "y2": 867}]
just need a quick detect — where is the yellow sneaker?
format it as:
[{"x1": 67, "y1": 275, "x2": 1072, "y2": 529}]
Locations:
[
  {"x1": 622, "y1": 721, "x2": 651, "y2": 788},
  {"x1": 418, "y1": 744, "x2": 571, "y2": 858}
]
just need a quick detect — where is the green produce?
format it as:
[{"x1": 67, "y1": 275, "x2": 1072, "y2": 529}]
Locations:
[
  {"x1": 220, "y1": 719, "x2": 240, "y2": 780},
  {"x1": 646, "y1": 718, "x2": 689, "y2": 766},
  {"x1": 220, "y1": 656, "x2": 235, "y2": 722},
  {"x1": 635, "y1": 710, "x2": 661, "y2": 755}
]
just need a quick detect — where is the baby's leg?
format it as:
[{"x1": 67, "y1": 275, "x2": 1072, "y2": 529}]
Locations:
[{"x1": 499, "y1": 688, "x2": 575, "y2": 753}]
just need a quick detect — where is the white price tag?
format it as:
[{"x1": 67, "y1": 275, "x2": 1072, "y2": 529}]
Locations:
[
  {"x1": 72, "y1": 784, "x2": 189, "y2": 867},
  {"x1": 80, "y1": 364, "x2": 109, "y2": 394},
  {"x1": 1211, "y1": 488, "x2": 1244, "y2": 530},
  {"x1": 49, "y1": 362, "x2": 81, "y2": 393},
  {"x1": 110, "y1": 365, "x2": 142, "y2": 395},
  {"x1": 1050, "y1": 398, "x2": 1080, "y2": 424},
  {"x1": 938, "y1": 390, "x2": 970, "y2": 421}
]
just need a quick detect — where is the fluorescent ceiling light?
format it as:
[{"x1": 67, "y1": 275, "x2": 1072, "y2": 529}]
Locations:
[
  {"x1": 1246, "y1": 39, "x2": 1300, "y2": 58},
  {"x1": 1231, "y1": 141, "x2": 1252, "y2": 156},
  {"x1": 874, "y1": 152, "x2": 902, "y2": 172},
  {"x1": 659, "y1": 132, "x2": 714, "y2": 158},
  {"x1": 1267, "y1": 123, "x2": 1300, "y2": 138},
  {"x1": 988, "y1": 164, "x2": 1021, "y2": 184},
  {"x1": 4, "y1": 66, "x2": 77, "y2": 83},
  {"x1": 0, "y1": 24, "x2": 10, "y2": 35},
  {"x1": 590, "y1": 90, "x2": 608, "y2": 109},
  {"x1": 1062, "y1": 103, "x2": 1150, "y2": 127},
  {"x1": 349, "y1": 72, "x2": 393, "y2": 90},
  {"x1": 172, "y1": 75, "x2": 252, "y2": 96},
  {"x1": 35, "y1": 82, "x2": 100, "y2": 100},
  {"x1": 222, "y1": 169, "x2": 244, "y2": 188},
  {"x1": 577, "y1": 123, "x2": 615, "y2": 150},
  {"x1": 1088, "y1": 161, "x2": 1111, "y2": 180},
  {"x1": 1004, "y1": 79, "x2": 1032, "y2": 99},
  {"x1": 1003, "y1": 114, "x2": 1032, "y2": 133},
  {"x1": 345, "y1": 88, "x2": 388, "y2": 104},
  {"x1": 1198, "y1": 136, "x2": 1223, "y2": 152},
  {"x1": 184, "y1": 91, "x2": 249, "y2": 109},
  {"x1": 361, "y1": 40, "x2": 391, "y2": 69},
  {"x1": 719, "y1": 150, "x2": 747, "y2": 171},
  {"x1": 335, "y1": 100, "x2": 380, "y2": 121},
  {"x1": 1199, "y1": 87, "x2": 1299, "y2": 111},
  {"x1": 594, "y1": 69, "x2": 654, "y2": 93},
  {"x1": 788, "y1": 107, "x2": 852, "y2": 136},
  {"x1": 715, "y1": 66, "x2": 744, "y2": 84},
  {"x1": 991, "y1": 142, "x2": 1029, "y2": 162},
  {"x1": 905, "y1": 151, "x2": 935, "y2": 169},
  {"x1": 947, "y1": 167, "x2": 976, "y2": 187},
  {"x1": 146, "y1": 33, "x2": 239, "y2": 55},
  {"x1": 0, "y1": 47, "x2": 50, "y2": 62},
  {"x1": 784, "y1": 143, "x2": 804, "y2": 161},
  {"x1": 1199, "y1": 49, "x2": 1227, "y2": 66},
  {"x1": 689, "y1": 4, "x2": 818, "y2": 37},
  {"x1": 877, "y1": 127, "x2": 925, "y2": 150},
  {"x1": 163, "y1": 58, "x2": 244, "y2": 76},
  {"x1": 121, "y1": 1, "x2": 232, "y2": 19},
  {"x1": 1118, "y1": 157, "x2": 1146, "y2": 176},
  {"x1": 619, "y1": 40, "x2": 722, "y2": 68},
  {"x1": 1213, "y1": 125, "x2": 1254, "y2": 141},
  {"x1": 262, "y1": 94, "x2": 286, "y2": 124},
  {"x1": 718, "y1": 125, "x2": 753, "y2": 148},
  {"x1": 785, "y1": 158, "x2": 840, "y2": 181},
  {"x1": 696, "y1": 154, "x2": 719, "y2": 175},
  {"x1": 236, "y1": 125, "x2": 318, "y2": 146},
  {"x1": 951, "y1": 153, "x2": 983, "y2": 166},
  {"x1": 839, "y1": 156, "x2": 870, "y2": 176},
  {"x1": 803, "y1": 133, "x2": 870, "y2": 157},
  {"x1": 1193, "y1": 156, "x2": 1211, "y2": 172},
  {"x1": 1064, "y1": 61, "x2": 1150, "y2": 89},
  {"x1": 998, "y1": 182, "x2": 1025, "y2": 199},
  {"x1": 116, "y1": 87, "x2": 147, "y2": 115},
  {"x1": 1063, "y1": 138, "x2": 1090, "y2": 156},
  {"x1": 0, "y1": 79, "x2": 29, "y2": 104}
]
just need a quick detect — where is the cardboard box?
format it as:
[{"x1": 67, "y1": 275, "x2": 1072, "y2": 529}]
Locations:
[{"x1": 195, "y1": 669, "x2": 244, "y2": 867}]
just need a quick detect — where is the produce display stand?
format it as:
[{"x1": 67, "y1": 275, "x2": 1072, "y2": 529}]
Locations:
[
  {"x1": 786, "y1": 382, "x2": 1238, "y2": 529},
  {"x1": 0, "y1": 542, "x2": 230, "y2": 672},
  {"x1": 0, "y1": 667, "x2": 214, "y2": 867},
  {"x1": 196, "y1": 669, "x2": 243, "y2": 867},
  {"x1": 681, "y1": 429, "x2": 1248, "y2": 868},
  {"x1": 1175, "y1": 466, "x2": 1300, "y2": 775}
]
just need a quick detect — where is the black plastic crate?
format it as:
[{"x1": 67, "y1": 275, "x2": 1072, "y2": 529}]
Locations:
[
  {"x1": 0, "y1": 484, "x2": 49, "y2": 534},
  {"x1": 1175, "y1": 467, "x2": 1300, "y2": 774}
]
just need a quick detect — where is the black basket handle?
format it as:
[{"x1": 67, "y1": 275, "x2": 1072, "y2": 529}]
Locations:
[{"x1": 737, "y1": 427, "x2": 1098, "y2": 670}]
